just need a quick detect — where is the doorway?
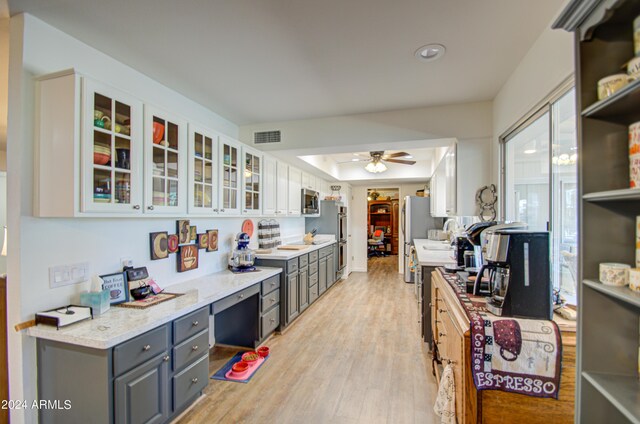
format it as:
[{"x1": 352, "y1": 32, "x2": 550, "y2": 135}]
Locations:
[{"x1": 366, "y1": 188, "x2": 399, "y2": 271}]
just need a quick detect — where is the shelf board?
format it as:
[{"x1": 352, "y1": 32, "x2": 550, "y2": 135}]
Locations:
[
  {"x1": 582, "y1": 78, "x2": 640, "y2": 125},
  {"x1": 583, "y1": 372, "x2": 640, "y2": 424},
  {"x1": 370, "y1": 212, "x2": 390, "y2": 215},
  {"x1": 583, "y1": 279, "x2": 640, "y2": 309},
  {"x1": 583, "y1": 188, "x2": 640, "y2": 202}
]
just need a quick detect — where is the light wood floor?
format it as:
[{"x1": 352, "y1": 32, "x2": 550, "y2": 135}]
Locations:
[{"x1": 176, "y1": 256, "x2": 439, "y2": 424}]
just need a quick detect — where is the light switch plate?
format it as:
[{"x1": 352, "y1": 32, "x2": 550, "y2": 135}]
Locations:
[{"x1": 49, "y1": 262, "x2": 90, "y2": 288}]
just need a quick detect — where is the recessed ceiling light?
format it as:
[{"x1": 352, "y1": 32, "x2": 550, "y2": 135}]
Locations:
[
  {"x1": 405, "y1": 155, "x2": 413, "y2": 159},
  {"x1": 415, "y1": 44, "x2": 446, "y2": 62},
  {"x1": 524, "y1": 149, "x2": 536, "y2": 154},
  {"x1": 351, "y1": 158, "x2": 359, "y2": 162}
]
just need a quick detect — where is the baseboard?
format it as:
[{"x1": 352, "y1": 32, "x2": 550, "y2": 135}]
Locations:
[{"x1": 351, "y1": 267, "x2": 367, "y2": 273}]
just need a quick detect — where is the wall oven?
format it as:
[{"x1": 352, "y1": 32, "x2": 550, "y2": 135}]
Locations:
[{"x1": 301, "y1": 189, "x2": 319, "y2": 215}]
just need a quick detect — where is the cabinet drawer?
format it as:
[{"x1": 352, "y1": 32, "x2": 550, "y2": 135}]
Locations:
[
  {"x1": 212, "y1": 284, "x2": 260, "y2": 314},
  {"x1": 172, "y1": 354, "x2": 209, "y2": 412},
  {"x1": 173, "y1": 307, "x2": 209, "y2": 344},
  {"x1": 287, "y1": 258, "x2": 298, "y2": 273},
  {"x1": 261, "y1": 305, "x2": 280, "y2": 336},
  {"x1": 298, "y1": 254, "x2": 308, "y2": 268},
  {"x1": 173, "y1": 330, "x2": 209, "y2": 372},
  {"x1": 309, "y1": 272, "x2": 318, "y2": 287},
  {"x1": 320, "y1": 246, "x2": 333, "y2": 258},
  {"x1": 114, "y1": 325, "x2": 169, "y2": 376},
  {"x1": 261, "y1": 274, "x2": 280, "y2": 295},
  {"x1": 261, "y1": 288, "x2": 280, "y2": 314},
  {"x1": 309, "y1": 261, "x2": 318, "y2": 276},
  {"x1": 309, "y1": 250, "x2": 318, "y2": 262},
  {"x1": 309, "y1": 284, "x2": 319, "y2": 304}
]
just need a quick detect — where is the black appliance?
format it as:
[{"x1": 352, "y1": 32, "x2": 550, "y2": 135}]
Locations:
[
  {"x1": 302, "y1": 188, "x2": 320, "y2": 215},
  {"x1": 478, "y1": 230, "x2": 552, "y2": 320},
  {"x1": 454, "y1": 236, "x2": 474, "y2": 267}
]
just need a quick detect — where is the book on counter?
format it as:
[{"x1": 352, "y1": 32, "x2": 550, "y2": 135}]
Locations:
[{"x1": 35, "y1": 305, "x2": 93, "y2": 329}]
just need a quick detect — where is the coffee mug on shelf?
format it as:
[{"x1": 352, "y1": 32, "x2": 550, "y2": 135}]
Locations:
[
  {"x1": 599, "y1": 262, "x2": 631, "y2": 286},
  {"x1": 630, "y1": 154, "x2": 640, "y2": 188},
  {"x1": 629, "y1": 268, "x2": 640, "y2": 292},
  {"x1": 597, "y1": 74, "x2": 630, "y2": 100}
]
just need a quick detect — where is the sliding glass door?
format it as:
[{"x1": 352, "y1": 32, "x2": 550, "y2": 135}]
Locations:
[{"x1": 502, "y1": 87, "x2": 577, "y2": 303}]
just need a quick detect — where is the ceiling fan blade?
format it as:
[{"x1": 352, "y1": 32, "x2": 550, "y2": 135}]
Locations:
[
  {"x1": 336, "y1": 158, "x2": 369, "y2": 164},
  {"x1": 383, "y1": 152, "x2": 411, "y2": 159},
  {"x1": 385, "y1": 159, "x2": 416, "y2": 165}
]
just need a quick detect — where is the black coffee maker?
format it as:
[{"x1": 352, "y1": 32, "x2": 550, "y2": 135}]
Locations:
[
  {"x1": 454, "y1": 236, "x2": 474, "y2": 267},
  {"x1": 479, "y1": 230, "x2": 552, "y2": 320}
]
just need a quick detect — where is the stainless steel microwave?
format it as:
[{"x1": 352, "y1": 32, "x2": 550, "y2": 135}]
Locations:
[{"x1": 302, "y1": 189, "x2": 319, "y2": 215}]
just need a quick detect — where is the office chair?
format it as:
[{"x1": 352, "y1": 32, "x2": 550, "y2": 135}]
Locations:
[{"x1": 368, "y1": 230, "x2": 386, "y2": 258}]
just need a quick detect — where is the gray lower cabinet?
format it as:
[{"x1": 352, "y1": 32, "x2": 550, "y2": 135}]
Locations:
[
  {"x1": 254, "y1": 243, "x2": 337, "y2": 330},
  {"x1": 327, "y1": 254, "x2": 335, "y2": 288},
  {"x1": 115, "y1": 352, "x2": 170, "y2": 424},
  {"x1": 319, "y1": 257, "x2": 327, "y2": 294},
  {"x1": 286, "y1": 271, "x2": 299, "y2": 323},
  {"x1": 38, "y1": 307, "x2": 210, "y2": 424},
  {"x1": 260, "y1": 274, "x2": 280, "y2": 341},
  {"x1": 299, "y1": 267, "x2": 309, "y2": 313}
]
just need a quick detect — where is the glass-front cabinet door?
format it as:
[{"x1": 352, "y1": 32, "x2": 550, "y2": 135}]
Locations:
[
  {"x1": 242, "y1": 147, "x2": 262, "y2": 215},
  {"x1": 82, "y1": 79, "x2": 143, "y2": 213},
  {"x1": 188, "y1": 125, "x2": 219, "y2": 214},
  {"x1": 144, "y1": 106, "x2": 187, "y2": 215},
  {"x1": 219, "y1": 137, "x2": 241, "y2": 215}
]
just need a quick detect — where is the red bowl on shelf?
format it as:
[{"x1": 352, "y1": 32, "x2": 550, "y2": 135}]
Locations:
[
  {"x1": 232, "y1": 361, "x2": 249, "y2": 373},
  {"x1": 241, "y1": 351, "x2": 260, "y2": 364},
  {"x1": 94, "y1": 152, "x2": 110, "y2": 165},
  {"x1": 152, "y1": 122, "x2": 165, "y2": 144},
  {"x1": 256, "y1": 346, "x2": 270, "y2": 357}
]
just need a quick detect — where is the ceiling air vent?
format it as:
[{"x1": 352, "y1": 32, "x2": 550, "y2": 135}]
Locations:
[{"x1": 254, "y1": 130, "x2": 281, "y2": 144}]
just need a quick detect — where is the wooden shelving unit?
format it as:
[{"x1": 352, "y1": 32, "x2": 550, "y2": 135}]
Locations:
[
  {"x1": 554, "y1": 1, "x2": 640, "y2": 422},
  {"x1": 367, "y1": 200, "x2": 399, "y2": 254}
]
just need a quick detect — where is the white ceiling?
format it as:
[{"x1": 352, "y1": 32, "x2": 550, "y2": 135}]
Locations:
[
  {"x1": 328, "y1": 148, "x2": 434, "y2": 164},
  {"x1": 9, "y1": 0, "x2": 563, "y2": 125}
]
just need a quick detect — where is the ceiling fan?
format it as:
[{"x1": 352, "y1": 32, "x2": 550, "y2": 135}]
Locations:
[{"x1": 340, "y1": 151, "x2": 416, "y2": 173}]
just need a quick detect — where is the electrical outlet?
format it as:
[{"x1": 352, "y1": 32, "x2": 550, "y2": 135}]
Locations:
[
  {"x1": 121, "y1": 257, "x2": 133, "y2": 268},
  {"x1": 49, "y1": 262, "x2": 90, "y2": 288}
]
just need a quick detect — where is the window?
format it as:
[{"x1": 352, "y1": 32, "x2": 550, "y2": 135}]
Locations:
[{"x1": 501, "y1": 86, "x2": 577, "y2": 304}]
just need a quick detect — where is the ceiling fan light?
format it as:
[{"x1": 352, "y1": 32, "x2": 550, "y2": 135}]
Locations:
[{"x1": 365, "y1": 160, "x2": 387, "y2": 173}]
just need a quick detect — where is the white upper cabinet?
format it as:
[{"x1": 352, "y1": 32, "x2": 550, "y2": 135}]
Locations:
[
  {"x1": 262, "y1": 155, "x2": 277, "y2": 216},
  {"x1": 301, "y1": 172, "x2": 316, "y2": 191},
  {"x1": 241, "y1": 146, "x2": 263, "y2": 215},
  {"x1": 82, "y1": 78, "x2": 144, "y2": 214},
  {"x1": 144, "y1": 105, "x2": 188, "y2": 215},
  {"x1": 288, "y1": 167, "x2": 302, "y2": 216},
  {"x1": 276, "y1": 162, "x2": 289, "y2": 216},
  {"x1": 188, "y1": 124, "x2": 219, "y2": 215},
  {"x1": 218, "y1": 136, "x2": 242, "y2": 215}
]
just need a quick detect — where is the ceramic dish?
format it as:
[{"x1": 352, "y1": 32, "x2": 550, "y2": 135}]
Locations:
[
  {"x1": 257, "y1": 346, "x2": 270, "y2": 357},
  {"x1": 599, "y1": 262, "x2": 630, "y2": 286},
  {"x1": 94, "y1": 152, "x2": 110, "y2": 165}
]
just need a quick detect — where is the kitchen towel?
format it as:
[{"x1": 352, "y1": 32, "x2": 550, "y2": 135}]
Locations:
[
  {"x1": 434, "y1": 364, "x2": 456, "y2": 424},
  {"x1": 438, "y1": 268, "x2": 562, "y2": 399}
]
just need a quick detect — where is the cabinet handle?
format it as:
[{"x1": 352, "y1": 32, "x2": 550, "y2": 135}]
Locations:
[
  {"x1": 439, "y1": 332, "x2": 446, "y2": 338},
  {"x1": 438, "y1": 308, "x2": 447, "y2": 313},
  {"x1": 147, "y1": 206, "x2": 154, "y2": 211},
  {"x1": 243, "y1": 209, "x2": 247, "y2": 213},
  {"x1": 271, "y1": 282, "x2": 276, "y2": 287},
  {"x1": 220, "y1": 209, "x2": 225, "y2": 212},
  {"x1": 238, "y1": 294, "x2": 244, "y2": 299},
  {"x1": 213, "y1": 208, "x2": 218, "y2": 212},
  {"x1": 270, "y1": 298, "x2": 275, "y2": 303},
  {"x1": 428, "y1": 302, "x2": 433, "y2": 308},
  {"x1": 192, "y1": 321, "x2": 199, "y2": 327},
  {"x1": 270, "y1": 318, "x2": 276, "y2": 323},
  {"x1": 132, "y1": 204, "x2": 140, "y2": 210},
  {"x1": 163, "y1": 355, "x2": 170, "y2": 362},
  {"x1": 192, "y1": 345, "x2": 199, "y2": 351},
  {"x1": 143, "y1": 344, "x2": 151, "y2": 351},
  {"x1": 191, "y1": 377, "x2": 199, "y2": 384}
]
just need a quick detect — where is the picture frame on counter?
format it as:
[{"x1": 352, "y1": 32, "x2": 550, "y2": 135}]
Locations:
[{"x1": 100, "y1": 272, "x2": 129, "y2": 305}]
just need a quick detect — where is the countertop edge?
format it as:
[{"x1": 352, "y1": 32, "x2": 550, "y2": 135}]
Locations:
[
  {"x1": 255, "y1": 239, "x2": 336, "y2": 260},
  {"x1": 27, "y1": 267, "x2": 283, "y2": 349}
]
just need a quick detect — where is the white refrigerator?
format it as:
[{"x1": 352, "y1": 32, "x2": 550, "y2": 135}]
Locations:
[{"x1": 401, "y1": 196, "x2": 443, "y2": 282}]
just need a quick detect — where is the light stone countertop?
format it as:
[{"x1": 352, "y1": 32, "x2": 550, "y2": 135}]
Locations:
[
  {"x1": 254, "y1": 239, "x2": 336, "y2": 260},
  {"x1": 413, "y1": 239, "x2": 456, "y2": 266},
  {"x1": 27, "y1": 267, "x2": 282, "y2": 350}
]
